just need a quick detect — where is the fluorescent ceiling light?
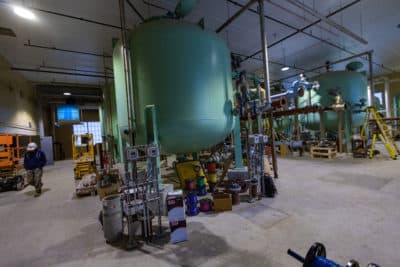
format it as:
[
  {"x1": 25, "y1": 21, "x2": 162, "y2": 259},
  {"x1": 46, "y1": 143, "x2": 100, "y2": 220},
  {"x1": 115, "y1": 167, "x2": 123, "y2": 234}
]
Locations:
[
  {"x1": 281, "y1": 66, "x2": 290, "y2": 72},
  {"x1": 13, "y1": 6, "x2": 36, "y2": 20},
  {"x1": 64, "y1": 92, "x2": 71, "y2": 96}
]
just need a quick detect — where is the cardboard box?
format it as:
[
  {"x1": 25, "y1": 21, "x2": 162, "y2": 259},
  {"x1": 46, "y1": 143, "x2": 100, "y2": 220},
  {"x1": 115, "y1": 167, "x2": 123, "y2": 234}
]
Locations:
[
  {"x1": 213, "y1": 192, "x2": 232, "y2": 212},
  {"x1": 169, "y1": 220, "x2": 187, "y2": 244},
  {"x1": 98, "y1": 183, "x2": 119, "y2": 201}
]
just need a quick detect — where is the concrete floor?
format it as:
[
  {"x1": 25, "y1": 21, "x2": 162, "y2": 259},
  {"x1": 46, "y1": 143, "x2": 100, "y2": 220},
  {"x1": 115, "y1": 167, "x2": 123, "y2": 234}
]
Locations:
[{"x1": 0, "y1": 155, "x2": 399, "y2": 267}]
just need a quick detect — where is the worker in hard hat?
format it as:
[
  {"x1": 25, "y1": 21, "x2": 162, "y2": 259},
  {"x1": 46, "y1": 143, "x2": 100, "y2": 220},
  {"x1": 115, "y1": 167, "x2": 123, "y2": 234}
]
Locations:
[{"x1": 24, "y1": 142, "x2": 47, "y2": 197}]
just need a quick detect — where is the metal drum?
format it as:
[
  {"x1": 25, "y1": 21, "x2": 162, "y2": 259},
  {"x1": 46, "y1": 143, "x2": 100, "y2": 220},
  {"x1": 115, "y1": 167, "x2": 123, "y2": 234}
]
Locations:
[{"x1": 102, "y1": 194, "x2": 123, "y2": 243}]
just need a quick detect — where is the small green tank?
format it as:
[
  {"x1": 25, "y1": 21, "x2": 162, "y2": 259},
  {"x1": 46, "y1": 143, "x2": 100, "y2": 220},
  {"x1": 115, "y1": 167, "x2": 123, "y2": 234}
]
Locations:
[{"x1": 297, "y1": 71, "x2": 368, "y2": 131}]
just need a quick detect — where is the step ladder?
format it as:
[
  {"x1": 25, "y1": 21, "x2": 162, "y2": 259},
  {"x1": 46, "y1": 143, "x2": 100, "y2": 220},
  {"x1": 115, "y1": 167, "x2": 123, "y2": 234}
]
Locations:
[{"x1": 361, "y1": 107, "x2": 400, "y2": 160}]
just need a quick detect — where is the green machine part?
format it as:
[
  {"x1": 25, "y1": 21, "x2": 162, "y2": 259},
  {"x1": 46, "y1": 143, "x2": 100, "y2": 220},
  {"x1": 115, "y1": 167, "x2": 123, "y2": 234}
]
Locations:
[
  {"x1": 297, "y1": 71, "x2": 368, "y2": 132},
  {"x1": 112, "y1": 40, "x2": 131, "y2": 161},
  {"x1": 129, "y1": 19, "x2": 234, "y2": 154},
  {"x1": 175, "y1": 0, "x2": 198, "y2": 18}
]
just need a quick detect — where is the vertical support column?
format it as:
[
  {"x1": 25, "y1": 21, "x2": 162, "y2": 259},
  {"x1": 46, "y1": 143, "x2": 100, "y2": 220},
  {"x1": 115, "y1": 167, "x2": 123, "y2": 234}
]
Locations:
[
  {"x1": 319, "y1": 111, "x2": 325, "y2": 139},
  {"x1": 295, "y1": 101, "x2": 300, "y2": 140},
  {"x1": 368, "y1": 52, "x2": 375, "y2": 107},
  {"x1": 234, "y1": 115, "x2": 243, "y2": 168},
  {"x1": 337, "y1": 110, "x2": 343, "y2": 153},
  {"x1": 384, "y1": 77, "x2": 391, "y2": 117},
  {"x1": 145, "y1": 105, "x2": 162, "y2": 189},
  {"x1": 344, "y1": 110, "x2": 352, "y2": 153},
  {"x1": 258, "y1": 0, "x2": 277, "y2": 178}
]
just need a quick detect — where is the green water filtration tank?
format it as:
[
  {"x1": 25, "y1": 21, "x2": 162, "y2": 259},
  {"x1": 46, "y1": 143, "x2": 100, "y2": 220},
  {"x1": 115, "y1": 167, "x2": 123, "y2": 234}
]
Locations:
[
  {"x1": 129, "y1": 19, "x2": 234, "y2": 153},
  {"x1": 297, "y1": 71, "x2": 368, "y2": 131}
]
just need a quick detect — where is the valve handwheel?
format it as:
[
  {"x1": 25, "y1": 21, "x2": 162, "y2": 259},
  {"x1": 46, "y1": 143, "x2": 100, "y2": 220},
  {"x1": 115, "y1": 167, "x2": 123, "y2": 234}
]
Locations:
[{"x1": 304, "y1": 242, "x2": 326, "y2": 267}]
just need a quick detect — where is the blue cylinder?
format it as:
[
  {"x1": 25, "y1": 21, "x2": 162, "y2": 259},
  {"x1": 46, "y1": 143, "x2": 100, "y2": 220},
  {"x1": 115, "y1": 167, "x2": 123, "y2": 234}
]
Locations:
[
  {"x1": 186, "y1": 193, "x2": 199, "y2": 216},
  {"x1": 311, "y1": 256, "x2": 342, "y2": 267}
]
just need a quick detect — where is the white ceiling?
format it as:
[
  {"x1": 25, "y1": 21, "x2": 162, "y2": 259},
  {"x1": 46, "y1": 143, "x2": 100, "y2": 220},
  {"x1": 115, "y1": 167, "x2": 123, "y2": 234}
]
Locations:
[{"x1": 0, "y1": 0, "x2": 399, "y2": 87}]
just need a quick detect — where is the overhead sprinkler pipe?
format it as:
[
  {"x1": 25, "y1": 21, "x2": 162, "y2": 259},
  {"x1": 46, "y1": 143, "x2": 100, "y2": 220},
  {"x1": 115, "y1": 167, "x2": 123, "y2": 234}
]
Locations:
[
  {"x1": 216, "y1": 0, "x2": 258, "y2": 33},
  {"x1": 24, "y1": 41, "x2": 112, "y2": 58},
  {"x1": 126, "y1": 0, "x2": 145, "y2": 22}
]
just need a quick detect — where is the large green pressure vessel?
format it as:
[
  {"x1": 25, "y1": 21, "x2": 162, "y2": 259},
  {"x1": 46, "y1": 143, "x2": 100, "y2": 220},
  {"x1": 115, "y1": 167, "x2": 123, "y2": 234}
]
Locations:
[
  {"x1": 297, "y1": 71, "x2": 368, "y2": 131},
  {"x1": 129, "y1": 19, "x2": 234, "y2": 153}
]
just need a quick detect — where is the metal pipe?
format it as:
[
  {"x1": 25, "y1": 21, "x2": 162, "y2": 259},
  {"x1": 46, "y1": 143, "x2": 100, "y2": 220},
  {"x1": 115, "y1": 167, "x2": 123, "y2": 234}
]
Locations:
[
  {"x1": 216, "y1": 0, "x2": 258, "y2": 33},
  {"x1": 39, "y1": 65, "x2": 110, "y2": 75},
  {"x1": 273, "y1": 50, "x2": 374, "y2": 83},
  {"x1": 230, "y1": 0, "x2": 361, "y2": 63},
  {"x1": 232, "y1": 52, "x2": 312, "y2": 73},
  {"x1": 368, "y1": 52, "x2": 375, "y2": 107},
  {"x1": 119, "y1": 0, "x2": 135, "y2": 146},
  {"x1": 258, "y1": 0, "x2": 271, "y2": 105},
  {"x1": 24, "y1": 41, "x2": 112, "y2": 58},
  {"x1": 31, "y1": 6, "x2": 122, "y2": 30},
  {"x1": 284, "y1": 0, "x2": 368, "y2": 44},
  {"x1": 258, "y1": 0, "x2": 277, "y2": 178},
  {"x1": 11, "y1": 67, "x2": 114, "y2": 79},
  {"x1": 126, "y1": 0, "x2": 145, "y2": 22},
  {"x1": 271, "y1": 91, "x2": 288, "y2": 99},
  {"x1": 267, "y1": 0, "x2": 339, "y2": 37}
]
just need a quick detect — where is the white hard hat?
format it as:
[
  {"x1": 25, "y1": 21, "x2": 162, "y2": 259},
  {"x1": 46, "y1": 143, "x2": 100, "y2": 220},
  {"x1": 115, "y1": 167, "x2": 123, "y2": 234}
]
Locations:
[{"x1": 27, "y1": 142, "x2": 38, "y2": 151}]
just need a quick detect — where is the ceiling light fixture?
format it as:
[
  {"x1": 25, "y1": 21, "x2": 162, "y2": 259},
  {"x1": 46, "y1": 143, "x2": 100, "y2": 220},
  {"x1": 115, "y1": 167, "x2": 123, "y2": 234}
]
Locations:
[
  {"x1": 281, "y1": 66, "x2": 290, "y2": 72},
  {"x1": 64, "y1": 92, "x2": 71, "y2": 96},
  {"x1": 13, "y1": 6, "x2": 36, "y2": 20}
]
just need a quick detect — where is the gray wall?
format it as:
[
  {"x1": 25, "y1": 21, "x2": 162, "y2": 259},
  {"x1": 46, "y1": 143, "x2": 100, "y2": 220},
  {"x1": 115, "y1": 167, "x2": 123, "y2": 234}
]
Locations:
[{"x1": 0, "y1": 55, "x2": 39, "y2": 135}]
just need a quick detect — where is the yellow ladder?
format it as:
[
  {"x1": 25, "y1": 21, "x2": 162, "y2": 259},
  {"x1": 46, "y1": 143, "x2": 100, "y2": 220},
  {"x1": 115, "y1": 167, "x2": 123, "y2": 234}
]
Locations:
[{"x1": 361, "y1": 107, "x2": 399, "y2": 160}]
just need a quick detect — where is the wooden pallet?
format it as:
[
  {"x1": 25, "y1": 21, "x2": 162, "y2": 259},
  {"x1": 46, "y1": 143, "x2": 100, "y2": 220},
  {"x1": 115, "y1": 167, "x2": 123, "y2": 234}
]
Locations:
[{"x1": 310, "y1": 146, "x2": 336, "y2": 159}]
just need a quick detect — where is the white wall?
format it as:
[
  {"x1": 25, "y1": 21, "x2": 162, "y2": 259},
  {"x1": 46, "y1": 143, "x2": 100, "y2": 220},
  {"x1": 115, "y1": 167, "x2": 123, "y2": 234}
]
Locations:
[{"x1": 0, "y1": 55, "x2": 39, "y2": 135}]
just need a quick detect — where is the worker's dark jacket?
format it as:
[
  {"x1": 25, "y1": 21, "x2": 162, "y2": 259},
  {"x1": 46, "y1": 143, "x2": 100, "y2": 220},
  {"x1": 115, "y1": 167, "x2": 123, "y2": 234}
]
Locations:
[{"x1": 24, "y1": 150, "x2": 47, "y2": 170}]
